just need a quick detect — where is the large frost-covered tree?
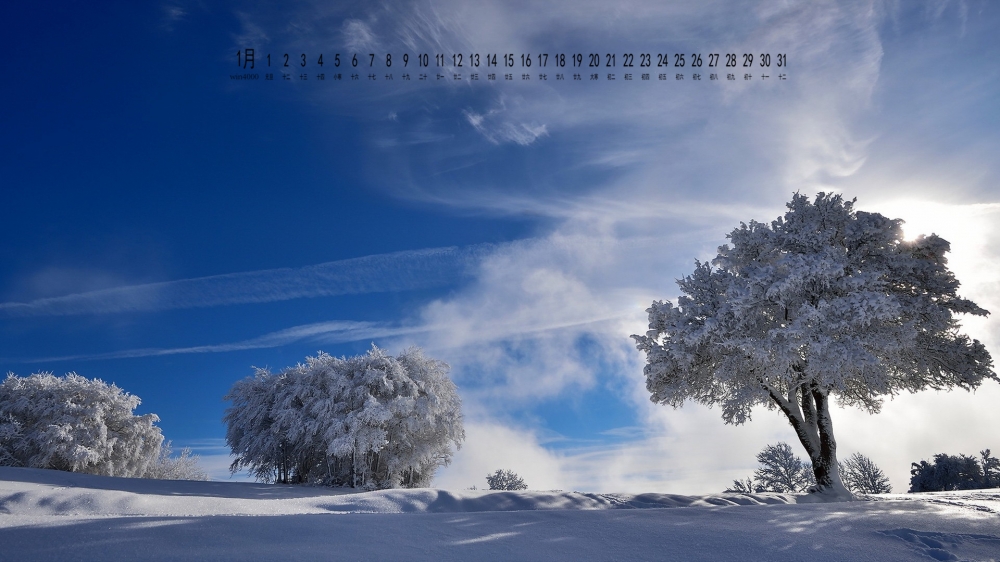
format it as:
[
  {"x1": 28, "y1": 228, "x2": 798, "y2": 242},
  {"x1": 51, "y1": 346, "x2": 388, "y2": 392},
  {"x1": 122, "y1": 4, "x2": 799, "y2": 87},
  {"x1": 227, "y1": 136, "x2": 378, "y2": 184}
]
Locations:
[
  {"x1": 633, "y1": 193, "x2": 996, "y2": 498},
  {"x1": 224, "y1": 345, "x2": 464, "y2": 489},
  {"x1": 0, "y1": 372, "x2": 163, "y2": 477}
]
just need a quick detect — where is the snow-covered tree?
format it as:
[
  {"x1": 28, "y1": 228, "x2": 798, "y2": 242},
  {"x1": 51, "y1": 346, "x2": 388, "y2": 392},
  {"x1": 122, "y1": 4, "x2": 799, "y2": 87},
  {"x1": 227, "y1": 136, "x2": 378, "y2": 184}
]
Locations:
[
  {"x1": 224, "y1": 345, "x2": 464, "y2": 489},
  {"x1": 0, "y1": 372, "x2": 162, "y2": 477},
  {"x1": 726, "y1": 442, "x2": 813, "y2": 494},
  {"x1": 486, "y1": 469, "x2": 528, "y2": 490},
  {"x1": 753, "y1": 442, "x2": 814, "y2": 493},
  {"x1": 634, "y1": 193, "x2": 996, "y2": 498},
  {"x1": 840, "y1": 452, "x2": 891, "y2": 495},
  {"x1": 221, "y1": 369, "x2": 289, "y2": 483},
  {"x1": 981, "y1": 449, "x2": 1000, "y2": 489},
  {"x1": 909, "y1": 453, "x2": 983, "y2": 492},
  {"x1": 909, "y1": 450, "x2": 999, "y2": 492},
  {"x1": 725, "y1": 445, "x2": 889, "y2": 495}
]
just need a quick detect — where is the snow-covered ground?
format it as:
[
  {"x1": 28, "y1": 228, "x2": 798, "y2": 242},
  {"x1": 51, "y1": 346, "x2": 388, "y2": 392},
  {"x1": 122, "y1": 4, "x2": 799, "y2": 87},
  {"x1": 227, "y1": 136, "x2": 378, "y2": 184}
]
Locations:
[{"x1": 1, "y1": 467, "x2": 998, "y2": 561}]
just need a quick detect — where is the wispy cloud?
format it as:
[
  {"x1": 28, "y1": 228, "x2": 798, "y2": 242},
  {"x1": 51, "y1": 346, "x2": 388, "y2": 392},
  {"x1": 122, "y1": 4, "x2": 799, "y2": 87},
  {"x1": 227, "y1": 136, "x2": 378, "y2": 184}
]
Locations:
[
  {"x1": 463, "y1": 102, "x2": 548, "y2": 146},
  {"x1": 297, "y1": 0, "x2": 888, "y2": 230},
  {"x1": 9, "y1": 304, "x2": 628, "y2": 366},
  {"x1": 12, "y1": 320, "x2": 423, "y2": 364},
  {"x1": 160, "y1": 4, "x2": 186, "y2": 31},
  {"x1": 342, "y1": 18, "x2": 379, "y2": 51},
  {"x1": 0, "y1": 244, "x2": 502, "y2": 318},
  {"x1": 232, "y1": 11, "x2": 269, "y2": 47}
]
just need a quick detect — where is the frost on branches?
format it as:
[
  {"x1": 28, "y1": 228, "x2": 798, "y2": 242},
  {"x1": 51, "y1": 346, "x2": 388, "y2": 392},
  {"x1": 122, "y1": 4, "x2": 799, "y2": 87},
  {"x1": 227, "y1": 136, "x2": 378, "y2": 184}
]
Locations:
[
  {"x1": 753, "y1": 442, "x2": 815, "y2": 493},
  {"x1": 224, "y1": 345, "x2": 464, "y2": 489},
  {"x1": 633, "y1": 193, "x2": 996, "y2": 499},
  {"x1": 841, "y1": 452, "x2": 891, "y2": 495},
  {"x1": 0, "y1": 372, "x2": 162, "y2": 477}
]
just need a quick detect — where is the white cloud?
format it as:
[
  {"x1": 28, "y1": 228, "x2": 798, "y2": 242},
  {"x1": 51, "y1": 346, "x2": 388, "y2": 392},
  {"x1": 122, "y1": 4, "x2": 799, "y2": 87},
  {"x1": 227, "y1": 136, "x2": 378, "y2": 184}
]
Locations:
[
  {"x1": 833, "y1": 385, "x2": 1000, "y2": 493},
  {"x1": 432, "y1": 421, "x2": 566, "y2": 491}
]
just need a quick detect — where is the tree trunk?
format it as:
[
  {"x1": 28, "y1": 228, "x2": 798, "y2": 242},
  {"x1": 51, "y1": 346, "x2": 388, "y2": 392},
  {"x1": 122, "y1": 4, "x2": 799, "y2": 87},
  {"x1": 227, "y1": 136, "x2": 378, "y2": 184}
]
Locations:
[
  {"x1": 279, "y1": 442, "x2": 288, "y2": 484},
  {"x1": 807, "y1": 387, "x2": 850, "y2": 497},
  {"x1": 766, "y1": 382, "x2": 852, "y2": 500},
  {"x1": 352, "y1": 442, "x2": 357, "y2": 489}
]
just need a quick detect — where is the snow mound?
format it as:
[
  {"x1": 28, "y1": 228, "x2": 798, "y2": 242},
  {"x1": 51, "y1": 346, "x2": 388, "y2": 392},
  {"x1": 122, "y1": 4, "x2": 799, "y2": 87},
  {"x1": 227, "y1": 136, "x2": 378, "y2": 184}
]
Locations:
[{"x1": 0, "y1": 467, "x2": 801, "y2": 516}]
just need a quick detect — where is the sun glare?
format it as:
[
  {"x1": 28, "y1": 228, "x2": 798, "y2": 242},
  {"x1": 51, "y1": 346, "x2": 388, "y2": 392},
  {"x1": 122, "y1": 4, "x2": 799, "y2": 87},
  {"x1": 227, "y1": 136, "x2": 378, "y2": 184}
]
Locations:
[
  {"x1": 865, "y1": 199, "x2": 998, "y2": 244},
  {"x1": 865, "y1": 199, "x2": 1000, "y2": 347}
]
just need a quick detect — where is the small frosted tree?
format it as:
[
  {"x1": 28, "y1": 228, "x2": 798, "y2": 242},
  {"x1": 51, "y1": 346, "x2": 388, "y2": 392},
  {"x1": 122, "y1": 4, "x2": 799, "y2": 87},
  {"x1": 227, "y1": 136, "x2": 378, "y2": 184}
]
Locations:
[
  {"x1": 726, "y1": 442, "x2": 813, "y2": 493},
  {"x1": 724, "y1": 477, "x2": 759, "y2": 494},
  {"x1": 841, "y1": 452, "x2": 891, "y2": 495},
  {"x1": 486, "y1": 469, "x2": 528, "y2": 490},
  {"x1": 144, "y1": 441, "x2": 209, "y2": 481},
  {"x1": 754, "y1": 442, "x2": 814, "y2": 493},
  {"x1": 0, "y1": 372, "x2": 162, "y2": 477},
  {"x1": 634, "y1": 193, "x2": 996, "y2": 498}
]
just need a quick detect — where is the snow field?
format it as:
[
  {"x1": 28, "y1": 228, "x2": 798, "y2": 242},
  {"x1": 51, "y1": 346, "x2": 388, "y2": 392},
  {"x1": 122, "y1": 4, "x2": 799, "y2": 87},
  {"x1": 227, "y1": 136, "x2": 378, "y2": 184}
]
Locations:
[{"x1": 1, "y1": 467, "x2": 998, "y2": 561}]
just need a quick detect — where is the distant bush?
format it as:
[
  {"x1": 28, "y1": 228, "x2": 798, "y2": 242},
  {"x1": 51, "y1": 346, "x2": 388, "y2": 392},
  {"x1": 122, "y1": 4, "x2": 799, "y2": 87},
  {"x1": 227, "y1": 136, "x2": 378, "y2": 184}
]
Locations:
[
  {"x1": 909, "y1": 450, "x2": 999, "y2": 492},
  {"x1": 145, "y1": 441, "x2": 209, "y2": 481},
  {"x1": 0, "y1": 372, "x2": 204, "y2": 480},
  {"x1": 486, "y1": 469, "x2": 528, "y2": 491},
  {"x1": 725, "y1": 477, "x2": 758, "y2": 494}
]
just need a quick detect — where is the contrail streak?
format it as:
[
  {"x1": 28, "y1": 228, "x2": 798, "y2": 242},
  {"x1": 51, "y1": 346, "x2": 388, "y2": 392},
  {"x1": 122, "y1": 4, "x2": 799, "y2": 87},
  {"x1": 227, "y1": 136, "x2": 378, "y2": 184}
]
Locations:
[{"x1": 0, "y1": 244, "x2": 505, "y2": 318}]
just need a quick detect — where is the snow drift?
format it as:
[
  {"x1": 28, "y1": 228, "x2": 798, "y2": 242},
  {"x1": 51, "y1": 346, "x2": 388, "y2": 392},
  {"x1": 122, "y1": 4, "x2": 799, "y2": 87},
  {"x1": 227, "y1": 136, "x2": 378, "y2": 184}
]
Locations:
[{"x1": 2, "y1": 467, "x2": 998, "y2": 561}]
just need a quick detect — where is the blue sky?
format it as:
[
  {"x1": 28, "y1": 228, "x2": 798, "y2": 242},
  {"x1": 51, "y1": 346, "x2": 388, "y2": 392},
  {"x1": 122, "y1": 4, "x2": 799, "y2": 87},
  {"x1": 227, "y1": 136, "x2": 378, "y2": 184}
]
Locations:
[{"x1": 3, "y1": 0, "x2": 999, "y2": 493}]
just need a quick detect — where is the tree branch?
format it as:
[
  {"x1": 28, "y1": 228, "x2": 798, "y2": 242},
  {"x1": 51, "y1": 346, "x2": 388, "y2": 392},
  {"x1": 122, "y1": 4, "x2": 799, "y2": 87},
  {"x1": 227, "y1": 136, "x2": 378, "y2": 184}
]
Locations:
[{"x1": 760, "y1": 380, "x2": 802, "y2": 426}]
